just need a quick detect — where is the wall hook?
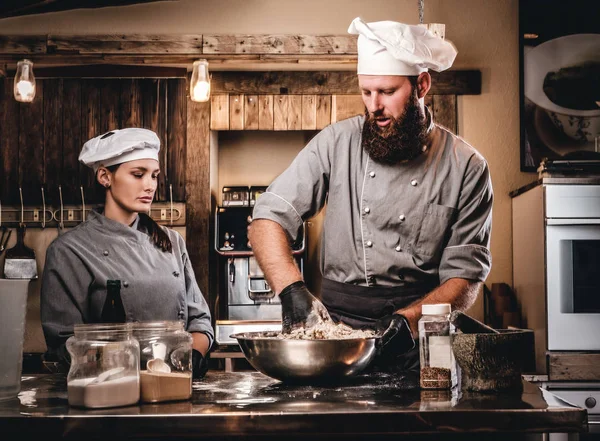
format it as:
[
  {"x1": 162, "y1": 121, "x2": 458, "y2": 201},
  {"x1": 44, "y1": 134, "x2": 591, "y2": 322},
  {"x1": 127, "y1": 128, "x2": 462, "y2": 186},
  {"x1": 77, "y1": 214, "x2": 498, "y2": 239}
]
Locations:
[
  {"x1": 58, "y1": 185, "x2": 64, "y2": 230},
  {"x1": 19, "y1": 187, "x2": 25, "y2": 227},
  {"x1": 169, "y1": 184, "x2": 174, "y2": 227},
  {"x1": 80, "y1": 186, "x2": 86, "y2": 222},
  {"x1": 41, "y1": 187, "x2": 46, "y2": 228}
]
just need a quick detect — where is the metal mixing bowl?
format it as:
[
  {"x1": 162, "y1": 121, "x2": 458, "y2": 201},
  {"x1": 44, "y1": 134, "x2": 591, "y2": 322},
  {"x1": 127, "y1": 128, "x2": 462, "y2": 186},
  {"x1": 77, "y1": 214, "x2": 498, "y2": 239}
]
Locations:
[{"x1": 232, "y1": 331, "x2": 378, "y2": 382}]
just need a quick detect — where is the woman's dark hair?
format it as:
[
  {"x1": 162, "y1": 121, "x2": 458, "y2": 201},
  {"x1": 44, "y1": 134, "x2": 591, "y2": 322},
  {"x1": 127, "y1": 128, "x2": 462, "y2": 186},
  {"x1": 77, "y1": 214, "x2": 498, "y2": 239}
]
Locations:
[{"x1": 99, "y1": 164, "x2": 172, "y2": 253}]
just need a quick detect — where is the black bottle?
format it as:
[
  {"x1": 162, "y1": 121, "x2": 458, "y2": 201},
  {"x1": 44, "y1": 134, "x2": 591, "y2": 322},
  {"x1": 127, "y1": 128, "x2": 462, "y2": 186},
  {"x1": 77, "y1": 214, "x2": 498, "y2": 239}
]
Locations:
[{"x1": 101, "y1": 279, "x2": 126, "y2": 323}]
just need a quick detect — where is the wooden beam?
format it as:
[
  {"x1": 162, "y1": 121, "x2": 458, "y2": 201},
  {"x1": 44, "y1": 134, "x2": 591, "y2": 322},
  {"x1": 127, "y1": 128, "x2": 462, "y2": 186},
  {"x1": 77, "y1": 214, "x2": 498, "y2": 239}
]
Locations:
[
  {"x1": 48, "y1": 34, "x2": 203, "y2": 54},
  {"x1": 203, "y1": 34, "x2": 356, "y2": 55},
  {"x1": 211, "y1": 70, "x2": 482, "y2": 96},
  {"x1": 0, "y1": 35, "x2": 46, "y2": 54},
  {"x1": 12, "y1": 64, "x2": 187, "y2": 78}
]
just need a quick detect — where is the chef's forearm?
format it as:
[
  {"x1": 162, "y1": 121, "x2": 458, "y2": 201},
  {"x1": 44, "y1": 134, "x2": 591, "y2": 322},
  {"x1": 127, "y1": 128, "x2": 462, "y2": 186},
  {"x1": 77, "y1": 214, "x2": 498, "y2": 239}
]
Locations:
[
  {"x1": 396, "y1": 278, "x2": 481, "y2": 336},
  {"x1": 248, "y1": 219, "x2": 303, "y2": 294},
  {"x1": 192, "y1": 332, "x2": 210, "y2": 356}
]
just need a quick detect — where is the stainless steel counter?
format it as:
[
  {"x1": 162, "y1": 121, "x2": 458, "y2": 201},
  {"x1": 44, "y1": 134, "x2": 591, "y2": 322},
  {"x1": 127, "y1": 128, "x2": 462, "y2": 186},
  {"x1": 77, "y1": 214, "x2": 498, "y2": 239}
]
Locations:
[{"x1": 0, "y1": 371, "x2": 587, "y2": 440}]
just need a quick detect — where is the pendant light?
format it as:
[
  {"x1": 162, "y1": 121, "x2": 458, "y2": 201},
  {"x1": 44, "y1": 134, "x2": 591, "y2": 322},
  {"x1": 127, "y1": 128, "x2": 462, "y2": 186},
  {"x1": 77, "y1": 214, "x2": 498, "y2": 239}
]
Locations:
[
  {"x1": 14, "y1": 59, "x2": 36, "y2": 103},
  {"x1": 190, "y1": 59, "x2": 211, "y2": 102}
]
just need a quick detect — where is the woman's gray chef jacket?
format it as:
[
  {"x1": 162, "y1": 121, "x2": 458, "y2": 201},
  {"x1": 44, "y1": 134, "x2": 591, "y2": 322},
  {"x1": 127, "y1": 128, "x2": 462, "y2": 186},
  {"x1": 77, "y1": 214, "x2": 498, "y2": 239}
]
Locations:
[
  {"x1": 252, "y1": 115, "x2": 493, "y2": 288},
  {"x1": 41, "y1": 210, "x2": 213, "y2": 351}
]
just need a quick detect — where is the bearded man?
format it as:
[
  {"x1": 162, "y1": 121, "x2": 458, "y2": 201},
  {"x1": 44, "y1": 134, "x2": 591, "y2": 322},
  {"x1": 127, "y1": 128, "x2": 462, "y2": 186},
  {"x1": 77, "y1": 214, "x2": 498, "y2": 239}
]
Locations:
[{"x1": 249, "y1": 17, "x2": 493, "y2": 373}]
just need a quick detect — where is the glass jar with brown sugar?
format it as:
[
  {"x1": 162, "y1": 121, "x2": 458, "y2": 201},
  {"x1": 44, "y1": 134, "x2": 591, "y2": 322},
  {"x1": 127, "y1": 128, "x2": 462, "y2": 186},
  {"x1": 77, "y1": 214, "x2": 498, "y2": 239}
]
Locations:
[{"x1": 418, "y1": 304, "x2": 457, "y2": 389}]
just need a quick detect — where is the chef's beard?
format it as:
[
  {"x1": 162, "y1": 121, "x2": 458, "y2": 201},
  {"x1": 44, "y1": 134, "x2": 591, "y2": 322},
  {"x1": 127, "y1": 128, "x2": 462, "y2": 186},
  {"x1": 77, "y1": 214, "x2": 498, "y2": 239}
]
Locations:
[{"x1": 361, "y1": 92, "x2": 430, "y2": 164}]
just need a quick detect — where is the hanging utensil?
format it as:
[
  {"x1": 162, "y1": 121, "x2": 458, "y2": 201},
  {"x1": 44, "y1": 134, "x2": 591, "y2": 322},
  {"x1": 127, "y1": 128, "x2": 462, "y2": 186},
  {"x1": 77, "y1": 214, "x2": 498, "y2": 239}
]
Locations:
[
  {"x1": 3, "y1": 188, "x2": 37, "y2": 279},
  {"x1": 0, "y1": 228, "x2": 12, "y2": 254}
]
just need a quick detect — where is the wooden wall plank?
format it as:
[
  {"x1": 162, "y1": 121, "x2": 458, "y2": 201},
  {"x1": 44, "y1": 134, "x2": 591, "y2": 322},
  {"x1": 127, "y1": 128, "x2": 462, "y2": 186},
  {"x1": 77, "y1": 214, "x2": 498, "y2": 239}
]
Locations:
[
  {"x1": 48, "y1": 34, "x2": 203, "y2": 54},
  {"x1": 244, "y1": 95, "x2": 259, "y2": 130},
  {"x1": 0, "y1": 78, "x2": 20, "y2": 204},
  {"x1": 258, "y1": 95, "x2": 274, "y2": 130},
  {"x1": 229, "y1": 94, "x2": 244, "y2": 130},
  {"x1": 18, "y1": 81, "x2": 44, "y2": 205},
  {"x1": 315, "y1": 95, "x2": 331, "y2": 130},
  {"x1": 287, "y1": 96, "x2": 302, "y2": 130},
  {"x1": 43, "y1": 79, "x2": 63, "y2": 204},
  {"x1": 0, "y1": 35, "x2": 46, "y2": 54},
  {"x1": 331, "y1": 95, "x2": 364, "y2": 123},
  {"x1": 210, "y1": 95, "x2": 229, "y2": 131},
  {"x1": 186, "y1": 98, "x2": 211, "y2": 301},
  {"x1": 301, "y1": 95, "x2": 316, "y2": 130},
  {"x1": 120, "y1": 79, "x2": 143, "y2": 128},
  {"x1": 80, "y1": 80, "x2": 101, "y2": 204},
  {"x1": 141, "y1": 79, "x2": 168, "y2": 201},
  {"x1": 167, "y1": 79, "x2": 187, "y2": 201},
  {"x1": 204, "y1": 35, "x2": 301, "y2": 54},
  {"x1": 273, "y1": 95, "x2": 288, "y2": 131},
  {"x1": 549, "y1": 352, "x2": 600, "y2": 381},
  {"x1": 432, "y1": 95, "x2": 457, "y2": 133},
  {"x1": 99, "y1": 80, "x2": 120, "y2": 134},
  {"x1": 61, "y1": 79, "x2": 82, "y2": 205}
]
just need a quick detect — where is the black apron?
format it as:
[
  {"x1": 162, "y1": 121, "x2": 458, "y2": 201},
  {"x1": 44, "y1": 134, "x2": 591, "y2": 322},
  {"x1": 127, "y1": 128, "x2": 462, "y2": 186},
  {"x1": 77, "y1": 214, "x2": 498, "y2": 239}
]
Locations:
[{"x1": 321, "y1": 278, "x2": 435, "y2": 375}]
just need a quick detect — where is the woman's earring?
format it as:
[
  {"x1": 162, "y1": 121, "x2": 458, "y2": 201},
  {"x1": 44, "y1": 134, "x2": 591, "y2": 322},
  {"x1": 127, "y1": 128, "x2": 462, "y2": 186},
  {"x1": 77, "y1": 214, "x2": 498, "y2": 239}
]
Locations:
[{"x1": 104, "y1": 183, "x2": 110, "y2": 189}]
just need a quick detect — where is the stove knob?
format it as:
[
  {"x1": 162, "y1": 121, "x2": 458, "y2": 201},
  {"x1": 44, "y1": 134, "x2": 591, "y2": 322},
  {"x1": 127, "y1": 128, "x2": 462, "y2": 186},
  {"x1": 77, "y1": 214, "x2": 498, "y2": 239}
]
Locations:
[{"x1": 585, "y1": 397, "x2": 597, "y2": 409}]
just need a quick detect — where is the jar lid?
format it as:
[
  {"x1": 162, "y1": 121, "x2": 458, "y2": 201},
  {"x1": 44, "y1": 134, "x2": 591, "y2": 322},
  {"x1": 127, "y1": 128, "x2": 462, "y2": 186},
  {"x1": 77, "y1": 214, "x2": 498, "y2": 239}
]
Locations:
[
  {"x1": 422, "y1": 304, "x2": 451, "y2": 315},
  {"x1": 130, "y1": 320, "x2": 185, "y2": 332}
]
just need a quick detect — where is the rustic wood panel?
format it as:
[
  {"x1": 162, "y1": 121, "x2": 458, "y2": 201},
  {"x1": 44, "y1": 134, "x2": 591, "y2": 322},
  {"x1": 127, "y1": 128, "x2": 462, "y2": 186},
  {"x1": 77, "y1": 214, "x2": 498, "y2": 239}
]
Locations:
[
  {"x1": 273, "y1": 95, "x2": 288, "y2": 131},
  {"x1": 244, "y1": 95, "x2": 259, "y2": 130},
  {"x1": 315, "y1": 95, "x2": 331, "y2": 130},
  {"x1": 43, "y1": 79, "x2": 63, "y2": 205},
  {"x1": 210, "y1": 71, "x2": 480, "y2": 96},
  {"x1": 211, "y1": 72, "x2": 358, "y2": 95},
  {"x1": 287, "y1": 96, "x2": 302, "y2": 131},
  {"x1": 186, "y1": 98, "x2": 211, "y2": 300},
  {"x1": 258, "y1": 95, "x2": 274, "y2": 130},
  {"x1": 210, "y1": 95, "x2": 229, "y2": 131},
  {"x1": 120, "y1": 79, "x2": 143, "y2": 128},
  {"x1": 432, "y1": 95, "x2": 457, "y2": 133},
  {"x1": 0, "y1": 79, "x2": 20, "y2": 204},
  {"x1": 0, "y1": 35, "x2": 46, "y2": 54},
  {"x1": 48, "y1": 34, "x2": 203, "y2": 54},
  {"x1": 549, "y1": 353, "x2": 600, "y2": 381},
  {"x1": 229, "y1": 94, "x2": 244, "y2": 130},
  {"x1": 301, "y1": 95, "x2": 316, "y2": 130},
  {"x1": 167, "y1": 79, "x2": 187, "y2": 201},
  {"x1": 203, "y1": 35, "x2": 301, "y2": 54},
  {"x1": 299, "y1": 36, "x2": 357, "y2": 54},
  {"x1": 141, "y1": 79, "x2": 168, "y2": 201},
  {"x1": 80, "y1": 80, "x2": 101, "y2": 204},
  {"x1": 331, "y1": 95, "x2": 364, "y2": 123},
  {"x1": 61, "y1": 79, "x2": 82, "y2": 205},
  {"x1": 31, "y1": 65, "x2": 186, "y2": 79},
  {"x1": 19, "y1": 82, "x2": 44, "y2": 205}
]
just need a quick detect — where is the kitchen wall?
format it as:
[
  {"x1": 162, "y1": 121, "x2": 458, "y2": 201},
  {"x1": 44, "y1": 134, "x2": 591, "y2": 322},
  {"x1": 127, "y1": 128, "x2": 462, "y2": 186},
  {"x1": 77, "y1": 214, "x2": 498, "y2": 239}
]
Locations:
[{"x1": 0, "y1": 0, "x2": 534, "y2": 321}]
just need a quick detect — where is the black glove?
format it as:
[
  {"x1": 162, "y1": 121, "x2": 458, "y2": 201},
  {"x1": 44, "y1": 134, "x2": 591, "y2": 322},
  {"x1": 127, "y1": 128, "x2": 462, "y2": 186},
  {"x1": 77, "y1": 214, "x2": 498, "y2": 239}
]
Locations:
[
  {"x1": 374, "y1": 313, "x2": 415, "y2": 357},
  {"x1": 279, "y1": 281, "x2": 331, "y2": 333},
  {"x1": 192, "y1": 349, "x2": 209, "y2": 379}
]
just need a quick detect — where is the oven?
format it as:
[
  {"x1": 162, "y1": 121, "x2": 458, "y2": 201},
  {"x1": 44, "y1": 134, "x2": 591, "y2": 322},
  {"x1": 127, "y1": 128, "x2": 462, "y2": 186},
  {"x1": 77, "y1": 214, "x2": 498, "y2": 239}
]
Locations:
[
  {"x1": 546, "y1": 383, "x2": 600, "y2": 441},
  {"x1": 512, "y1": 181, "x2": 600, "y2": 374},
  {"x1": 545, "y1": 185, "x2": 600, "y2": 352}
]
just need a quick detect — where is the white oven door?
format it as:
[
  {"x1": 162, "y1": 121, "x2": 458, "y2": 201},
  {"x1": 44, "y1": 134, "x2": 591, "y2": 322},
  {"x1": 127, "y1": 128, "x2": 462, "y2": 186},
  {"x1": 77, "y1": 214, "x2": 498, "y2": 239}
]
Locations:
[{"x1": 546, "y1": 221, "x2": 600, "y2": 351}]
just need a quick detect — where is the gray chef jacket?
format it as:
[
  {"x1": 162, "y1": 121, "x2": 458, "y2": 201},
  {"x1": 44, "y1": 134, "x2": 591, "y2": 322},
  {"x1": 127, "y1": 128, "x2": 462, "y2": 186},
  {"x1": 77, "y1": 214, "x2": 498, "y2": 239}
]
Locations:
[
  {"x1": 41, "y1": 210, "x2": 214, "y2": 353},
  {"x1": 252, "y1": 115, "x2": 493, "y2": 289}
]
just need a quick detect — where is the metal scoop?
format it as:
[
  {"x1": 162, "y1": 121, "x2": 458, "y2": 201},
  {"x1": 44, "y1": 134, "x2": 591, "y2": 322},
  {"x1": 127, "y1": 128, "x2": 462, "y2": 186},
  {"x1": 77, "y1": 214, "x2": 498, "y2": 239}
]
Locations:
[{"x1": 146, "y1": 342, "x2": 171, "y2": 373}]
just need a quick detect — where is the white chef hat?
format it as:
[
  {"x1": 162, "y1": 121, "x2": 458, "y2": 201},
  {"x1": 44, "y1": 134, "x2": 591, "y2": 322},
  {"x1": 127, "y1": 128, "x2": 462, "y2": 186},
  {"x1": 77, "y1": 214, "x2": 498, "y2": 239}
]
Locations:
[
  {"x1": 348, "y1": 17, "x2": 458, "y2": 75},
  {"x1": 79, "y1": 128, "x2": 160, "y2": 172}
]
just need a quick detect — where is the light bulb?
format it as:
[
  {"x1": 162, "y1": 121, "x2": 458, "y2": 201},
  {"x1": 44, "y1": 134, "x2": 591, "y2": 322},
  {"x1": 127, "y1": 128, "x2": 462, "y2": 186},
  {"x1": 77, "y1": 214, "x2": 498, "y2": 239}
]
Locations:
[
  {"x1": 190, "y1": 59, "x2": 210, "y2": 102},
  {"x1": 16, "y1": 80, "x2": 34, "y2": 98},
  {"x1": 14, "y1": 59, "x2": 36, "y2": 103}
]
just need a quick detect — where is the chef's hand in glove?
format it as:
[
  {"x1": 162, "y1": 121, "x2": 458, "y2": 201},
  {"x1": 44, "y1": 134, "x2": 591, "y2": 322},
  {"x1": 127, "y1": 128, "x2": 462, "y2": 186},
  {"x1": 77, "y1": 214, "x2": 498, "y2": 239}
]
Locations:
[
  {"x1": 192, "y1": 349, "x2": 209, "y2": 379},
  {"x1": 375, "y1": 313, "x2": 414, "y2": 357},
  {"x1": 279, "y1": 281, "x2": 332, "y2": 334}
]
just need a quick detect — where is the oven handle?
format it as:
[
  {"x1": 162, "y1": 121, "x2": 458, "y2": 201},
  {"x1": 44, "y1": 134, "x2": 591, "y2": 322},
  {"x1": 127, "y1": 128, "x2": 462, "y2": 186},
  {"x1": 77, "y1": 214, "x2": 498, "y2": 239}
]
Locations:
[{"x1": 547, "y1": 218, "x2": 600, "y2": 226}]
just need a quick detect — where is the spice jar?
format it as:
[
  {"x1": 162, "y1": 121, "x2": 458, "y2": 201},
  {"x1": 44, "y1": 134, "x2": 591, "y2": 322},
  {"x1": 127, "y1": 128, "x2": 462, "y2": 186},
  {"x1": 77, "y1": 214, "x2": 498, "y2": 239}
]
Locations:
[
  {"x1": 418, "y1": 304, "x2": 457, "y2": 389},
  {"x1": 131, "y1": 321, "x2": 193, "y2": 403},
  {"x1": 66, "y1": 323, "x2": 140, "y2": 408}
]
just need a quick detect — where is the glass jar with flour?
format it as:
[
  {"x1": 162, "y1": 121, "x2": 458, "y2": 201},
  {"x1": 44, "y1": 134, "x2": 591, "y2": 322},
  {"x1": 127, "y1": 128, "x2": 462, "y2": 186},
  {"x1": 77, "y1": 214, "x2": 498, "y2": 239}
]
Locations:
[
  {"x1": 131, "y1": 321, "x2": 193, "y2": 403},
  {"x1": 66, "y1": 323, "x2": 140, "y2": 408}
]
